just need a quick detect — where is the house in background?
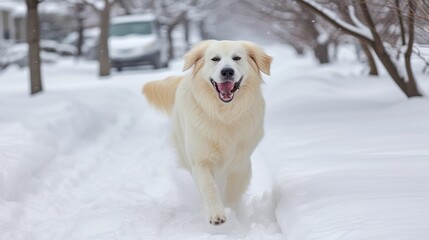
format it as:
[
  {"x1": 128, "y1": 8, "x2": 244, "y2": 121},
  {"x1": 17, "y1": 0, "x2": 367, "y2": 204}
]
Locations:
[
  {"x1": 0, "y1": 1, "x2": 26, "y2": 45},
  {"x1": 0, "y1": 1, "x2": 77, "y2": 46}
]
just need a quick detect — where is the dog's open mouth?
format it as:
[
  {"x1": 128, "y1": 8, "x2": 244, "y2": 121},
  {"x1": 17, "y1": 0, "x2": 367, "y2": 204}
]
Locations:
[{"x1": 210, "y1": 77, "x2": 242, "y2": 103}]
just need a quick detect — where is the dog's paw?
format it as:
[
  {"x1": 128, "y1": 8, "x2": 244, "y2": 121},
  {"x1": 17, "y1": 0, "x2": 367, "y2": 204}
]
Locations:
[{"x1": 209, "y1": 214, "x2": 226, "y2": 225}]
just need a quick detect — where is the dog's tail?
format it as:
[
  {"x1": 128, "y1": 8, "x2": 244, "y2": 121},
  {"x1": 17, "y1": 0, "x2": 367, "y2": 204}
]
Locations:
[{"x1": 142, "y1": 76, "x2": 183, "y2": 116}]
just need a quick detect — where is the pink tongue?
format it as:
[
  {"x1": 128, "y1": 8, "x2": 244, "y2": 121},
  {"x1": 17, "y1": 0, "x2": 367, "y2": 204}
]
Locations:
[{"x1": 218, "y1": 81, "x2": 234, "y2": 92}]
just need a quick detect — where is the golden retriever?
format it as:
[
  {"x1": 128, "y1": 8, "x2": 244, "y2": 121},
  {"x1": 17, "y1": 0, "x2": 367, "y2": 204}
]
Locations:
[{"x1": 143, "y1": 40, "x2": 272, "y2": 225}]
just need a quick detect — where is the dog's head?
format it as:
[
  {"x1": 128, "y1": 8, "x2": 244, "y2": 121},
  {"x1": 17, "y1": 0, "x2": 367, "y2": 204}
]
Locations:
[{"x1": 183, "y1": 40, "x2": 272, "y2": 103}]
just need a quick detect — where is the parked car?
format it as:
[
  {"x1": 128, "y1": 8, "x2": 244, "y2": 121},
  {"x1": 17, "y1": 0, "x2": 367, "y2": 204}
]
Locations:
[{"x1": 109, "y1": 14, "x2": 169, "y2": 71}]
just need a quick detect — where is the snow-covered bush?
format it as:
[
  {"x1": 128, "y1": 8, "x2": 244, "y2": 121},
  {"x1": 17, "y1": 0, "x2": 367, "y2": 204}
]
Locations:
[{"x1": 0, "y1": 43, "x2": 58, "y2": 70}]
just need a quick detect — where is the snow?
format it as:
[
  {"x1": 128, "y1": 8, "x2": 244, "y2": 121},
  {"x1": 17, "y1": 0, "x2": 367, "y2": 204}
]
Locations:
[
  {"x1": 0, "y1": 2, "x2": 18, "y2": 11},
  {"x1": 264, "y1": 45, "x2": 429, "y2": 240},
  {"x1": 82, "y1": 0, "x2": 111, "y2": 12},
  {"x1": 0, "y1": 43, "x2": 58, "y2": 68},
  {"x1": 0, "y1": 1, "x2": 69, "y2": 17},
  {"x1": 1, "y1": 44, "x2": 429, "y2": 239},
  {"x1": 0, "y1": 59, "x2": 282, "y2": 239},
  {"x1": 314, "y1": 23, "x2": 329, "y2": 44},
  {"x1": 348, "y1": 5, "x2": 372, "y2": 39},
  {"x1": 111, "y1": 14, "x2": 157, "y2": 25},
  {"x1": 0, "y1": 1, "x2": 25, "y2": 17}
]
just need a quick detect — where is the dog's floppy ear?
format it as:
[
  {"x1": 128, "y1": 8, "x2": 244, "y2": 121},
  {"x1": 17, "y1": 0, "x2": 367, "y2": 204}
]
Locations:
[
  {"x1": 183, "y1": 40, "x2": 215, "y2": 71},
  {"x1": 242, "y1": 41, "x2": 272, "y2": 76}
]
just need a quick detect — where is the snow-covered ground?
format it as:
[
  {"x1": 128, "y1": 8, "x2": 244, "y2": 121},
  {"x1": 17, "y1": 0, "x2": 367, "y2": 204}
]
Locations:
[
  {"x1": 1, "y1": 45, "x2": 429, "y2": 240},
  {"x1": 264, "y1": 45, "x2": 429, "y2": 240}
]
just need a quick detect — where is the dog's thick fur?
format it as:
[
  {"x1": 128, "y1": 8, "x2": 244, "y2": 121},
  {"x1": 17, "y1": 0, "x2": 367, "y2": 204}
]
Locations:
[{"x1": 143, "y1": 40, "x2": 272, "y2": 225}]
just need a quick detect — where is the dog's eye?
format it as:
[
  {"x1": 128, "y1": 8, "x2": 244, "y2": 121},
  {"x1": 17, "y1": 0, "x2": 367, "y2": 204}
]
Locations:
[
  {"x1": 211, "y1": 57, "x2": 221, "y2": 62},
  {"x1": 233, "y1": 56, "x2": 241, "y2": 61}
]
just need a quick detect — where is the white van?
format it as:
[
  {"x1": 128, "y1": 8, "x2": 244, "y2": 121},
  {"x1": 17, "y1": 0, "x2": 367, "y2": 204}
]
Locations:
[{"x1": 109, "y1": 14, "x2": 169, "y2": 71}]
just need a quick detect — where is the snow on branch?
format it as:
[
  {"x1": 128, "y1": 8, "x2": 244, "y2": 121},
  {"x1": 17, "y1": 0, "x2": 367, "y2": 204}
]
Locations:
[
  {"x1": 348, "y1": 5, "x2": 372, "y2": 38},
  {"x1": 298, "y1": 0, "x2": 374, "y2": 42}
]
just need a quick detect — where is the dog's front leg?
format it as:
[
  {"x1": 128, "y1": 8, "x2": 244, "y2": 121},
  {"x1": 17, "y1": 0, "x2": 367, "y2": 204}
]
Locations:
[
  {"x1": 192, "y1": 162, "x2": 226, "y2": 225},
  {"x1": 224, "y1": 160, "x2": 251, "y2": 208}
]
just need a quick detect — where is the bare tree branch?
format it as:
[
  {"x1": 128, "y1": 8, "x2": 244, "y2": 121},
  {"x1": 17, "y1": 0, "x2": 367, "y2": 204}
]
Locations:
[
  {"x1": 404, "y1": 0, "x2": 420, "y2": 95},
  {"x1": 395, "y1": 0, "x2": 406, "y2": 45},
  {"x1": 297, "y1": 0, "x2": 422, "y2": 97},
  {"x1": 296, "y1": 0, "x2": 373, "y2": 42}
]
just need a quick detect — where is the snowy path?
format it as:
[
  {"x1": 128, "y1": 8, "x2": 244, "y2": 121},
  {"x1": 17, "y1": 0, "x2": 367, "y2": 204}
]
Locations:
[
  {"x1": 0, "y1": 75, "x2": 283, "y2": 239},
  {"x1": 2, "y1": 45, "x2": 429, "y2": 240}
]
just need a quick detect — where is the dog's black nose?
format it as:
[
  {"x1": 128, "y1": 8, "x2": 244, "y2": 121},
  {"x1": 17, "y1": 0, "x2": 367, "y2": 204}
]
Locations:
[{"x1": 221, "y1": 68, "x2": 234, "y2": 78}]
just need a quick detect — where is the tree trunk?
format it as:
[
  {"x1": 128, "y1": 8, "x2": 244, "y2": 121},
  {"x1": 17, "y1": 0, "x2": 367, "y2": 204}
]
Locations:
[
  {"x1": 163, "y1": 11, "x2": 187, "y2": 60},
  {"x1": 331, "y1": 41, "x2": 338, "y2": 61},
  {"x1": 198, "y1": 20, "x2": 208, "y2": 40},
  {"x1": 297, "y1": 0, "x2": 422, "y2": 98},
  {"x1": 403, "y1": 0, "x2": 421, "y2": 97},
  {"x1": 76, "y1": 4, "x2": 84, "y2": 58},
  {"x1": 302, "y1": 14, "x2": 330, "y2": 64},
  {"x1": 183, "y1": 14, "x2": 190, "y2": 49},
  {"x1": 372, "y1": 40, "x2": 405, "y2": 86},
  {"x1": 292, "y1": 45, "x2": 305, "y2": 56},
  {"x1": 314, "y1": 42, "x2": 330, "y2": 64},
  {"x1": 359, "y1": 0, "x2": 420, "y2": 98},
  {"x1": 360, "y1": 40, "x2": 378, "y2": 75},
  {"x1": 395, "y1": 0, "x2": 406, "y2": 46},
  {"x1": 98, "y1": 5, "x2": 111, "y2": 77},
  {"x1": 167, "y1": 27, "x2": 174, "y2": 60},
  {"x1": 365, "y1": 42, "x2": 420, "y2": 97},
  {"x1": 26, "y1": 0, "x2": 43, "y2": 95}
]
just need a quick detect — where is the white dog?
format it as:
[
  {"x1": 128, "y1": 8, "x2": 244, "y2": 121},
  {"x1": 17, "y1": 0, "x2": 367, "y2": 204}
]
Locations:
[{"x1": 143, "y1": 40, "x2": 272, "y2": 225}]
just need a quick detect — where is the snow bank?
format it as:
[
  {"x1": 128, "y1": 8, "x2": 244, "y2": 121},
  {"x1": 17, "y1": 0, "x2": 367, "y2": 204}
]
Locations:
[
  {"x1": 0, "y1": 90, "x2": 138, "y2": 200},
  {"x1": 275, "y1": 155, "x2": 429, "y2": 240},
  {"x1": 262, "y1": 45, "x2": 429, "y2": 240}
]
